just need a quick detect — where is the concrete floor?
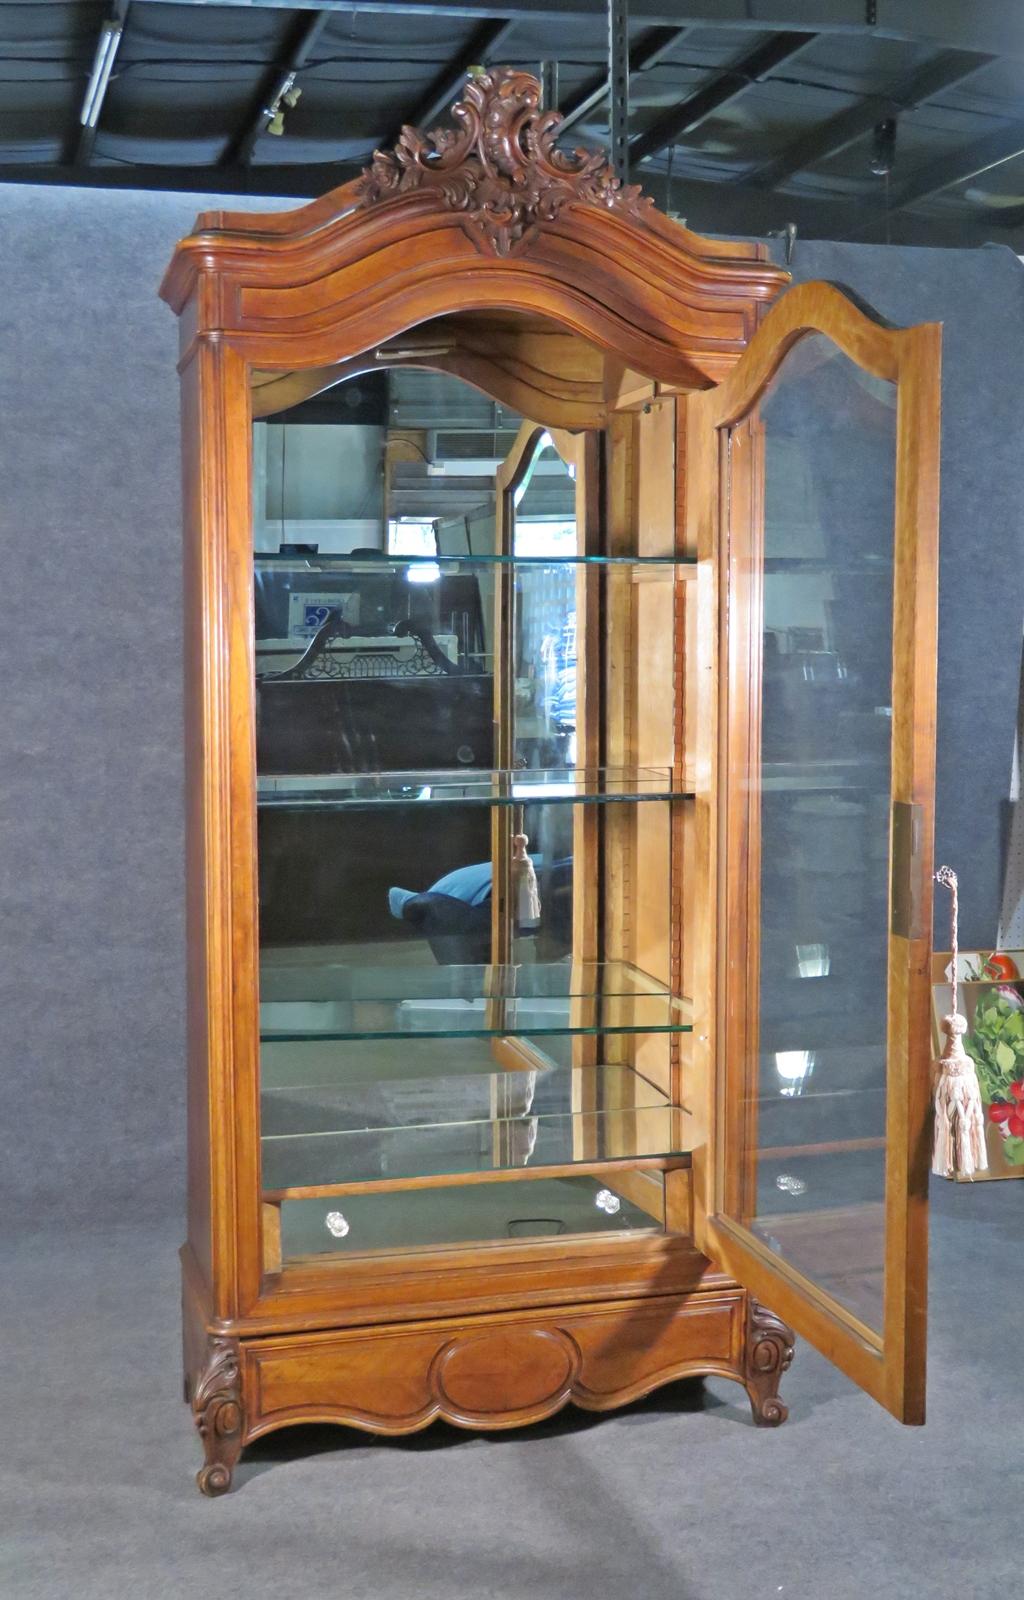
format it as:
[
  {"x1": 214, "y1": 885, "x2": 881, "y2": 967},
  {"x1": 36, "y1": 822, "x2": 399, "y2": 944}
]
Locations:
[{"x1": 2, "y1": 1177, "x2": 1018, "y2": 1600}]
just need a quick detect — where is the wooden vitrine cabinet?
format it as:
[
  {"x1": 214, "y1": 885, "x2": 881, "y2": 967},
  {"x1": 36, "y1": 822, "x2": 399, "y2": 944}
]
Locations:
[{"x1": 161, "y1": 69, "x2": 940, "y2": 1495}]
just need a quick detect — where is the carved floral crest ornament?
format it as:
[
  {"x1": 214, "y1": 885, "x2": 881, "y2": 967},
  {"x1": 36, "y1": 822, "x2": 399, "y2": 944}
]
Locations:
[{"x1": 356, "y1": 66, "x2": 653, "y2": 257}]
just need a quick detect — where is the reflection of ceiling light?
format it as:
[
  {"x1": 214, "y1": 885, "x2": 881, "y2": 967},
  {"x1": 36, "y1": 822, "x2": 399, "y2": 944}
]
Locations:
[
  {"x1": 80, "y1": 20, "x2": 123, "y2": 128},
  {"x1": 406, "y1": 562, "x2": 441, "y2": 584},
  {"x1": 775, "y1": 1051, "x2": 815, "y2": 1097},
  {"x1": 794, "y1": 943, "x2": 830, "y2": 978},
  {"x1": 869, "y1": 117, "x2": 897, "y2": 177}
]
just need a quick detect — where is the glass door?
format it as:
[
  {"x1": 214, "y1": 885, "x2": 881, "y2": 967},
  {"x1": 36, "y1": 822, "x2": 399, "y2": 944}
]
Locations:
[{"x1": 688, "y1": 282, "x2": 940, "y2": 1422}]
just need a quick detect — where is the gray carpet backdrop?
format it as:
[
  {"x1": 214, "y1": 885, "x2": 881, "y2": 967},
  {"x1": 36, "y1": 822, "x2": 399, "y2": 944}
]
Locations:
[{"x1": 1, "y1": 185, "x2": 1021, "y2": 1225}]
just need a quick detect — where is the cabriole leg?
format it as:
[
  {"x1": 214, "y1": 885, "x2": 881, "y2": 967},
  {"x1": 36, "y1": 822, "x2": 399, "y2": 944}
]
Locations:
[
  {"x1": 192, "y1": 1336, "x2": 244, "y2": 1496},
  {"x1": 743, "y1": 1298, "x2": 795, "y2": 1426}
]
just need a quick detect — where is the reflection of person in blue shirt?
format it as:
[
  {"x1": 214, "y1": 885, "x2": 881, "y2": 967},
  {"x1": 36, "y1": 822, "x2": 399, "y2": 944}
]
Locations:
[{"x1": 548, "y1": 609, "x2": 576, "y2": 732}]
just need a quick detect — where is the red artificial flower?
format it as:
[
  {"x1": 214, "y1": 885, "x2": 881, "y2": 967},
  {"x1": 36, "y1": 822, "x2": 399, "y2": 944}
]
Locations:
[{"x1": 989, "y1": 1080, "x2": 1024, "y2": 1137}]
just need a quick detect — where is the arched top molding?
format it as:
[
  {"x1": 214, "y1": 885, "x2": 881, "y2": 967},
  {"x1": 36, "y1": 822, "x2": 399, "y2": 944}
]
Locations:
[
  {"x1": 161, "y1": 67, "x2": 788, "y2": 389},
  {"x1": 698, "y1": 279, "x2": 941, "y2": 431}
]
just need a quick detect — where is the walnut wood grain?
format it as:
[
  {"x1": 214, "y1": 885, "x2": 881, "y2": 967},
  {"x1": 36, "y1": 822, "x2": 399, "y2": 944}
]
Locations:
[
  {"x1": 743, "y1": 1299, "x2": 795, "y2": 1427},
  {"x1": 162, "y1": 65, "x2": 939, "y2": 1490},
  {"x1": 192, "y1": 1337, "x2": 245, "y2": 1497},
  {"x1": 241, "y1": 1291, "x2": 750, "y2": 1442}
]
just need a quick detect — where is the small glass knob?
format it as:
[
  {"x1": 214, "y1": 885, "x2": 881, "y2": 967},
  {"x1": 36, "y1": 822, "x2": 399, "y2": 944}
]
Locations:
[
  {"x1": 595, "y1": 1188, "x2": 621, "y2": 1215},
  {"x1": 325, "y1": 1210, "x2": 350, "y2": 1238},
  {"x1": 775, "y1": 1174, "x2": 807, "y2": 1197}
]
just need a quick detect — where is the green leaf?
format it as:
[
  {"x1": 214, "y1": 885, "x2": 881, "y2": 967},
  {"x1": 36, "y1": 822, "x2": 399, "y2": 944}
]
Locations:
[
  {"x1": 995, "y1": 1041, "x2": 1017, "y2": 1073},
  {"x1": 1000, "y1": 1136, "x2": 1024, "y2": 1166}
]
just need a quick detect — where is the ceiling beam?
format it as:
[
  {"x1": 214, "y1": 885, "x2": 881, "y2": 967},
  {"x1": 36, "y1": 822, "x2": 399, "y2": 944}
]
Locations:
[
  {"x1": 389, "y1": 17, "x2": 517, "y2": 142},
  {"x1": 72, "y1": 0, "x2": 130, "y2": 166},
  {"x1": 628, "y1": 31, "x2": 817, "y2": 167},
  {"x1": 559, "y1": 25, "x2": 689, "y2": 135},
  {"x1": 123, "y1": 0, "x2": 1024, "y2": 67},
  {"x1": 884, "y1": 118, "x2": 1024, "y2": 213},
  {"x1": 745, "y1": 47, "x2": 994, "y2": 189},
  {"x1": 222, "y1": 8, "x2": 332, "y2": 167}
]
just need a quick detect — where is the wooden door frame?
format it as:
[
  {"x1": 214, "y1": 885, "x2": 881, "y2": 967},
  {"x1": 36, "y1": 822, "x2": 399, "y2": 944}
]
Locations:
[{"x1": 687, "y1": 280, "x2": 940, "y2": 1422}]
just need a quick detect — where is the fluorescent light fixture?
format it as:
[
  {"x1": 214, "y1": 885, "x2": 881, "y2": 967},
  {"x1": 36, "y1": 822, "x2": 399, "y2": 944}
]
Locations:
[
  {"x1": 406, "y1": 562, "x2": 441, "y2": 584},
  {"x1": 81, "y1": 20, "x2": 123, "y2": 128}
]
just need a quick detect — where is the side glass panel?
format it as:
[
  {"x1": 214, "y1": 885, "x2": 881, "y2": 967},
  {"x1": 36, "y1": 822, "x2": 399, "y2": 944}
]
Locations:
[
  {"x1": 510, "y1": 435, "x2": 578, "y2": 768},
  {"x1": 729, "y1": 335, "x2": 896, "y2": 1333}
]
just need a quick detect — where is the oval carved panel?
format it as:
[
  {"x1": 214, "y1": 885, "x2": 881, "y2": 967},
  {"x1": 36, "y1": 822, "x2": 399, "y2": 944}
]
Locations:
[{"x1": 432, "y1": 1327, "x2": 580, "y2": 1421}]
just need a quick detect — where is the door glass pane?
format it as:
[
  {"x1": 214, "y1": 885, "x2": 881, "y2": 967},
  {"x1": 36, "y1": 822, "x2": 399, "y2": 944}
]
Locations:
[{"x1": 731, "y1": 334, "x2": 896, "y2": 1333}]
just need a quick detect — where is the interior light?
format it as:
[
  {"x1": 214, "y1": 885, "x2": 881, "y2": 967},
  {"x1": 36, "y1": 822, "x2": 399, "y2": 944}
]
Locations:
[
  {"x1": 80, "y1": 21, "x2": 123, "y2": 128},
  {"x1": 406, "y1": 562, "x2": 441, "y2": 584}
]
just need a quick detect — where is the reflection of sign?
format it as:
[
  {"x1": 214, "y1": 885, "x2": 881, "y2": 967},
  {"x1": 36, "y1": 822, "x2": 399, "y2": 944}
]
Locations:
[{"x1": 287, "y1": 592, "x2": 346, "y2": 639}]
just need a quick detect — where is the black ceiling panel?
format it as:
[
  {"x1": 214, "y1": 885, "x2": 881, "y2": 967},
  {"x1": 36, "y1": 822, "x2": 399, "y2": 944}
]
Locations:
[{"x1": 0, "y1": 1, "x2": 1022, "y2": 246}]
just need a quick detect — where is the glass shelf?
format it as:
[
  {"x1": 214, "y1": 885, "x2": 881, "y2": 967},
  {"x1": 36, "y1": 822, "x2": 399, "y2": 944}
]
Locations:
[
  {"x1": 255, "y1": 552, "x2": 694, "y2": 570},
  {"x1": 256, "y1": 766, "x2": 693, "y2": 810},
  {"x1": 262, "y1": 1099, "x2": 691, "y2": 1193},
  {"x1": 259, "y1": 960, "x2": 693, "y2": 1041},
  {"x1": 262, "y1": 1050, "x2": 670, "y2": 1114}
]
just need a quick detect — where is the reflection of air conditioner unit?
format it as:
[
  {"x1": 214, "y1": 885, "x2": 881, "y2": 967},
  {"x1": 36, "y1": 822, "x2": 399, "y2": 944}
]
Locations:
[{"x1": 429, "y1": 429, "x2": 518, "y2": 471}]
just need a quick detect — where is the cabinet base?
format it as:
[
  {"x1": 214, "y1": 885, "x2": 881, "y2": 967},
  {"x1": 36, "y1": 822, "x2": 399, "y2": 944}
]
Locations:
[{"x1": 185, "y1": 1287, "x2": 794, "y2": 1495}]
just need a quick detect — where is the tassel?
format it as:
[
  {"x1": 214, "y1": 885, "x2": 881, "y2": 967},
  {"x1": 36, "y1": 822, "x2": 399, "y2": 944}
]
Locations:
[
  {"x1": 931, "y1": 866, "x2": 988, "y2": 1180},
  {"x1": 512, "y1": 833, "x2": 541, "y2": 928}
]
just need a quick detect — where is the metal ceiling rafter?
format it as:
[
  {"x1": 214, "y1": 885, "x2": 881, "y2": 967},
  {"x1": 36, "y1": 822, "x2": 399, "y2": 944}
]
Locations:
[
  {"x1": 72, "y1": 0, "x2": 130, "y2": 166},
  {"x1": 745, "y1": 46, "x2": 995, "y2": 189},
  {"x1": 222, "y1": 8, "x2": 333, "y2": 167},
  {"x1": 559, "y1": 25, "x2": 689, "y2": 135},
  {"x1": 627, "y1": 30, "x2": 818, "y2": 167},
  {"x1": 387, "y1": 17, "x2": 518, "y2": 144},
  {"x1": 125, "y1": 0, "x2": 1024, "y2": 63},
  {"x1": 884, "y1": 117, "x2": 1024, "y2": 213}
]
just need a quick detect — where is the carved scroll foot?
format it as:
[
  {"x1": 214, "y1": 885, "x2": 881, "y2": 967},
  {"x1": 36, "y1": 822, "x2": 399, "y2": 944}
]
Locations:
[
  {"x1": 192, "y1": 1337, "x2": 244, "y2": 1496},
  {"x1": 743, "y1": 1298, "x2": 795, "y2": 1427}
]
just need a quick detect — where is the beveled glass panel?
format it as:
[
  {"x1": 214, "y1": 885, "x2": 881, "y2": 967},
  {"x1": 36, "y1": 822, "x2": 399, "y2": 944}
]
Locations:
[{"x1": 730, "y1": 334, "x2": 896, "y2": 1333}]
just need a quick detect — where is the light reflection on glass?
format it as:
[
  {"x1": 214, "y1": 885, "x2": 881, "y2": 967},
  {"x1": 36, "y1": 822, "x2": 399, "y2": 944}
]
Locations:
[
  {"x1": 775, "y1": 1050, "x2": 816, "y2": 1097},
  {"x1": 794, "y1": 942, "x2": 830, "y2": 978}
]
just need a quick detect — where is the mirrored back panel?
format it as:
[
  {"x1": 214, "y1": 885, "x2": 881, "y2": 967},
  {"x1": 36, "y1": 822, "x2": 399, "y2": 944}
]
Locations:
[{"x1": 251, "y1": 357, "x2": 694, "y2": 1264}]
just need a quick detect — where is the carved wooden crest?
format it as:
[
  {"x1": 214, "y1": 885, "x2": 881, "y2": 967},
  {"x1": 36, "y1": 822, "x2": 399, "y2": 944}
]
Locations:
[{"x1": 357, "y1": 66, "x2": 653, "y2": 257}]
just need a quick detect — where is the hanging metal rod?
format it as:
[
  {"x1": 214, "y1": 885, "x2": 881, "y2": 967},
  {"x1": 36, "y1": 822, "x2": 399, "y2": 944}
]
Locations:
[{"x1": 559, "y1": 24, "x2": 686, "y2": 136}]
